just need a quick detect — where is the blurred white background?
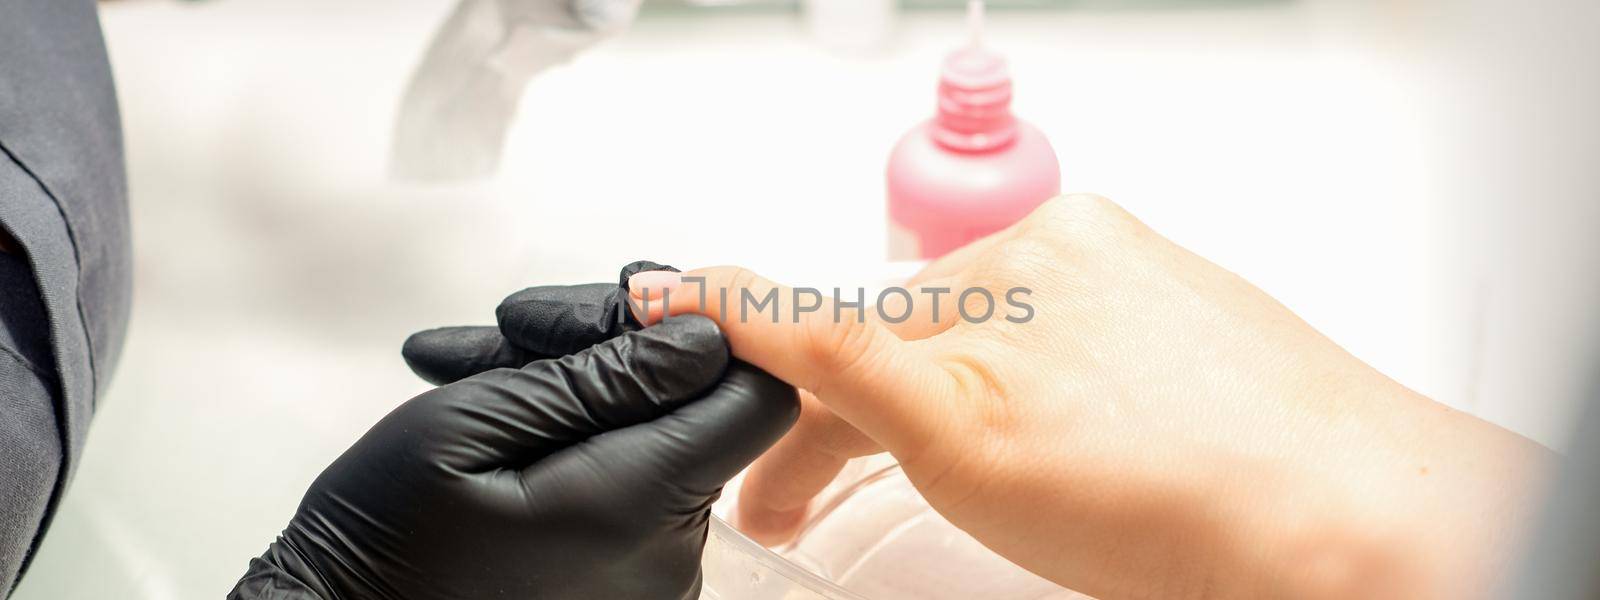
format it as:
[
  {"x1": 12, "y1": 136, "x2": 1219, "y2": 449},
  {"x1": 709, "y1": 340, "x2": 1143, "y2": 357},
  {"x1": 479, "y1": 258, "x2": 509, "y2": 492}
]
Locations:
[{"x1": 12, "y1": 0, "x2": 1597, "y2": 597}]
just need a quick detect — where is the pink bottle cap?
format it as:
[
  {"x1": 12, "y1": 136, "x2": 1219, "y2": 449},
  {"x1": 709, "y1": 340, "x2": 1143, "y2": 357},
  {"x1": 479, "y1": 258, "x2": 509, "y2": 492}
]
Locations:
[{"x1": 931, "y1": 4, "x2": 1017, "y2": 152}]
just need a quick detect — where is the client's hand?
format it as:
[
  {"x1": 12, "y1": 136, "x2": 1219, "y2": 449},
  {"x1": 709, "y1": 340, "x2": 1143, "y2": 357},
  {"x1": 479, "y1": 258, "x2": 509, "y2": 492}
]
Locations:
[{"x1": 628, "y1": 195, "x2": 1553, "y2": 600}]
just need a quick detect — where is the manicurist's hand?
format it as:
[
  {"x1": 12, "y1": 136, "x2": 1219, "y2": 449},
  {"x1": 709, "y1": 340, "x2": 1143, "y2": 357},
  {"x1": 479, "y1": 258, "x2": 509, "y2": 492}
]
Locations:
[
  {"x1": 229, "y1": 262, "x2": 799, "y2": 600},
  {"x1": 628, "y1": 195, "x2": 1554, "y2": 600}
]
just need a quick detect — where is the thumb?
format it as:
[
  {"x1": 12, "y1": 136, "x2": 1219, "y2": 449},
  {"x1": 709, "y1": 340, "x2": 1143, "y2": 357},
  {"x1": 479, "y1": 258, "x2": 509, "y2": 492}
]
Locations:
[
  {"x1": 424, "y1": 314, "x2": 729, "y2": 472},
  {"x1": 625, "y1": 266, "x2": 962, "y2": 463},
  {"x1": 595, "y1": 361, "x2": 801, "y2": 497}
]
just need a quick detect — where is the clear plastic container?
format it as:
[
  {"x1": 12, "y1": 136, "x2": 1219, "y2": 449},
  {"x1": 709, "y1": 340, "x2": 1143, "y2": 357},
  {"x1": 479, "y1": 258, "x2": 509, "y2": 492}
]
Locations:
[
  {"x1": 701, "y1": 517, "x2": 868, "y2": 600},
  {"x1": 703, "y1": 455, "x2": 1090, "y2": 599}
]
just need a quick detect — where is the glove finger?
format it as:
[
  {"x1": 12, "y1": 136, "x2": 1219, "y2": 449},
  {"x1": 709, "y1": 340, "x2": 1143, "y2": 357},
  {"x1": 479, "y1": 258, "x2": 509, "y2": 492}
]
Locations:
[
  {"x1": 400, "y1": 261, "x2": 678, "y2": 384},
  {"x1": 400, "y1": 284, "x2": 626, "y2": 385},
  {"x1": 496, "y1": 261, "x2": 678, "y2": 356},
  {"x1": 494, "y1": 282, "x2": 634, "y2": 357},
  {"x1": 402, "y1": 326, "x2": 541, "y2": 385},
  {"x1": 438, "y1": 314, "x2": 728, "y2": 471}
]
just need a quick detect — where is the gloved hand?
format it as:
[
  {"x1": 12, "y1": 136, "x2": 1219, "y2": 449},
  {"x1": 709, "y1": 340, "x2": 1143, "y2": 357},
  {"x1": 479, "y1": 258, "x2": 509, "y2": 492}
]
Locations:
[{"x1": 230, "y1": 262, "x2": 799, "y2": 600}]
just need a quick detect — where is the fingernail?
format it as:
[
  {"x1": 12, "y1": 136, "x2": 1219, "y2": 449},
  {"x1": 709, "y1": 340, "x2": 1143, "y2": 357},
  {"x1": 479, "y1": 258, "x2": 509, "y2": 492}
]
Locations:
[{"x1": 627, "y1": 270, "x2": 682, "y2": 301}]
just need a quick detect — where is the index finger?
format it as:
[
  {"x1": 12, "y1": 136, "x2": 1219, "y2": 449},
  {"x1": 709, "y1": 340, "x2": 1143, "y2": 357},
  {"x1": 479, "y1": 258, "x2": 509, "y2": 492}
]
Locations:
[{"x1": 625, "y1": 267, "x2": 962, "y2": 463}]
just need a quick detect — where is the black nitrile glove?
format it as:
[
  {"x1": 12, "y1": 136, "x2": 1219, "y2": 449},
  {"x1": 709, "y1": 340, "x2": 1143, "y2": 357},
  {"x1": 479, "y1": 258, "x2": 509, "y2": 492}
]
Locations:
[
  {"x1": 400, "y1": 260, "x2": 677, "y2": 386},
  {"x1": 230, "y1": 262, "x2": 799, "y2": 600}
]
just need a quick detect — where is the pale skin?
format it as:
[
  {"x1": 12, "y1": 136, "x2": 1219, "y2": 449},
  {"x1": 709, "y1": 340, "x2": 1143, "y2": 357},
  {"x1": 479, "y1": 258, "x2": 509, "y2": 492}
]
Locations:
[{"x1": 627, "y1": 194, "x2": 1554, "y2": 599}]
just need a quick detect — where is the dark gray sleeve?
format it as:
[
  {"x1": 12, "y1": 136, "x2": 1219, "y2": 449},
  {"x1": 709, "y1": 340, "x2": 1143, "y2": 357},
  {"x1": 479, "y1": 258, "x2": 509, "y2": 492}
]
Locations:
[
  {"x1": 0, "y1": 251, "x2": 62, "y2": 598},
  {"x1": 0, "y1": 0, "x2": 131, "y2": 596}
]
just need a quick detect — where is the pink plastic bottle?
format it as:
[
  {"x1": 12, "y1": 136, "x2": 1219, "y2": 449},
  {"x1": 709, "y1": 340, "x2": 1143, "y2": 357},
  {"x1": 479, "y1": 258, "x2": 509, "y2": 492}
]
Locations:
[{"x1": 887, "y1": 1, "x2": 1061, "y2": 260}]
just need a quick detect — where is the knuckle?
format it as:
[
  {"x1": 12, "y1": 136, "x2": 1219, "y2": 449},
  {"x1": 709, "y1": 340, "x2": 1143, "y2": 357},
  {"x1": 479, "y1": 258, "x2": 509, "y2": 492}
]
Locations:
[
  {"x1": 967, "y1": 235, "x2": 1068, "y2": 294},
  {"x1": 1026, "y1": 194, "x2": 1093, "y2": 230},
  {"x1": 943, "y1": 349, "x2": 1020, "y2": 451},
  {"x1": 1051, "y1": 193, "x2": 1121, "y2": 222},
  {"x1": 1026, "y1": 193, "x2": 1139, "y2": 246},
  {"x1": 800, "y1": 315, "x2": 877, "y2": 392},
  {"x1": 687, "y1": 266, "x2": 755, "y2": 312},
  {"x1": 939, "y1": 349, "x2": 1010, "y2": 409},
  {"x1": 723, "y1": 266, "x2": 761, "y2": 295},
  {"x1": 904, "y1": 355, "x2": 1017, "y2": 519},
  {"x1": 989, "y1": 236, "x2": 1060, "y2": 278},
  {"x1": 715, "y1": 266, "x2": 764, "y2": 315}
]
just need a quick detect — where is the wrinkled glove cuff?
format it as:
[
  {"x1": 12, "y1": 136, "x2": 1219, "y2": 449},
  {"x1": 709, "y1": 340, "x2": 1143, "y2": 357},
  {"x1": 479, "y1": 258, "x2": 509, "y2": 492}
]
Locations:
[{"x1": 227, "y1": 538, "x2": 335, "y2": 600}]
